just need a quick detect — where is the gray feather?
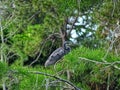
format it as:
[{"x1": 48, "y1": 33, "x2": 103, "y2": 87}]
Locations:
[
  {"x1": 45, "y1": 42, "x2": 71, "y2": 67},
  {"x1": 45, "y1": 47, "x2": 65, "y2": 67}
]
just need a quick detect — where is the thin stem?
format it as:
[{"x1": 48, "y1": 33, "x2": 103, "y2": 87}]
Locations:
[
  {"x1": 79, "y1": 57, "x2": 120, "y2": 70},
  {"x1": 0, "y1": 20, "x2": 4, "y2": 62},
  {"x1": 107, "y1": 73, "x2": 110, "y2": 90},
  {"x1": 2, "y1": 81, "x2": 6, "y2": 90},
  {"x1": 29, "y1": 71, "x2": 81, "y2": 90}
]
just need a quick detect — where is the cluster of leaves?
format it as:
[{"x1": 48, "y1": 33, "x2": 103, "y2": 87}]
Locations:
[
  {"x1": 1, "y1": 46, "x2": 120, "y2": 90},
  {"x1": 63, "y1": 47, "x2": 120, "y2": 90},
  {"x1": 93, "y1": 0, "x2": 120, "y2": 38},
  {"x1": 1, "y1": 0, "x2": 104, "y2": 66},
  {"x1": 1, "y1": 0, "x2": 79, "y2": 65},
  {"x1": 1, "y1": 0, "x2": 120, "y2": 90}
]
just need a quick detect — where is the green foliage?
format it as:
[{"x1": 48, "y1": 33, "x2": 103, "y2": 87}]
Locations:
[
  {"x1": 12, "y1": 25, "x2": 42, "y2": 56},
  {"x1": 0, "y1": 62, "x2": 8, "y2": 89},
  {"x1": 62, "y1": 47, "x2": 120, "y2": 89},
  {"x1": 1, "y1": 0, "x2": 120, "y2": 90},
  {"x1": 80, "y1": 0, "x2": 103, "y2": 12},
  {"x1": 93, "y1": 0, "x2": 120, "y2": 38},
  {"x1": 1, "y1": 46, "x2": 120, "y2": 90},
  {"x1": 1, "y1": 0, "x2": 105, "y2": 65},
  {"x1": 0, "y1": 62, "x2": 8, "y2": 80},
  {"x1": 4, "y1": 65, "x2": 58, "y2": 90}
]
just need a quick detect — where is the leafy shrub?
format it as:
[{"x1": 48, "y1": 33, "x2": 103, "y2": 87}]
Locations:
[
  {"x1": 62, "y1": 46, "x2": 120, "y2": 90},
  {"x1": 1, "y1": 46, "x2": 120, "y2": 90}
]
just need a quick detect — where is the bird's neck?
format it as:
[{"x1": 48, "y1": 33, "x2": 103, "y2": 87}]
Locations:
[{"x1": 63, "y1": 43, "x2": 67, "y2": 49}]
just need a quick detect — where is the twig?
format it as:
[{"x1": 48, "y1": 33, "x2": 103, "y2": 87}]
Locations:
[
  {"x1": 59, "y1": 27, "x2": 65, "y2": 44},
  {"x1": 4, "y1": 28, "x2": 18, "y2": 42},
  {"x1": 29, "y1": 71, "x2": 81, "y2": 90},
  {"x1": 79, "y1": 57, "x2": 110, "y2": 65},
  {"x1": 33, "y1": 74, "x2": 39, "y2": 90},
  {"x1": 3, "y1": 13, "x2": 16, "y2": 31},
  {"x1": 67, "y1": 0, "x2": 81, "y2": 37},
  {"x1": 28, "y1": 11, "x2": 41, "y2": 21},
  {"x1": 29, "y1": 33, "x2": 60, "y2": 66},
  {"x1": 103, "y1": 24, "x2": 120, "y2": 60},
  {"x1": 103, "y1": 32, "x2": 117, "y2": 61},
  {"x1": 2, "y1": 82, "x2": 6, "y2": 90},
  {"x1": 68, "y1": 16, "x2": 79, "y2": 36},
  {"x1": 48, "y1": 40, "x2": 55, "y2": 55},
  {"x1": 7, "y1": 53, "x2": 16, "y2": 60},
  {"x1": 46, "y1": 79, "x2": 50, "y2": 90},
  {"x1": 29, "y1": 40, "x2": 47, "y2": 66},
  {"x1": 113, "y1": 65, "x2": 120, "y2": 70},
  {"x1": 79, "y1": 57, "x2": 120, "y2": 70},
  {"x1": 107, "y1": 73, "x2": 110, "y2": 90},
  {"x1": 79, "y1": 57, "x2": 120, "y2": 65},
  {"x1": 111, "y1": 0, "x2": 116, "y2": 17},
  {"x1": 49, "y1": 80, "x2": 61, "y2": 84},
  {"x1": 0, "y1": 19, "x2": 4, "y2": 62}
]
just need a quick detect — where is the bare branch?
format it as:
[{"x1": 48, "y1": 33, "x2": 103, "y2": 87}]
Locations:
[
  {"x1": 59, "y1": 28, "x2": 65, "y2": 44},
  {"x1": 111, "y1": 0, "x2": 117, "y2": 17},
  {"x1": 28, "y1": 11, "x2": 41, "y2": 21},
  {"x1": 79, "y1": 57, "x2": 109, "y2": 64},
  {"x1": 67, "y1": 16, "x2": 79, "y2": 37},
  {"x1": 11, "y1": 70, "x2": 81, "y2": 90},
  {"x1": 0, "y1": 19, "x2": 4, "y2": 62},
  {"x1": 29, "y1": 40, "x2": 47, "y2": 66},
  {"x1": 29, "y1": 71, "x2": 81, "y2": 90},
  {"x1": 107, "y1": 73, "x2": 110, "y2": 90},
  {"x1": 2, "y1": 82, "x2": 7, "y2": 90},
  {"x1": 29, "y1": 33, "x2": 60, "y2": 66},
  {"x1": 79, "y1": 57, "x2": 120, "y2": 70},
  {"x1": 67, "y1": 0, "x2": 81, "y2": 37}
]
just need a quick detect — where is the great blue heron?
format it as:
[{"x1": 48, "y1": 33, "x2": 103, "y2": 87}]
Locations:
[{"x1": 44, "y1": 41, "x2": 71, "y2": 67}]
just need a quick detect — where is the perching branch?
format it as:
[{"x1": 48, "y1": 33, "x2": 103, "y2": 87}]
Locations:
[
  {"x1": 79, "y1": 57, "x2": 110, "y2": 65},
  {"x1": 29, "y1": 71, "x2": 81, "y2": 90},
  {"x1": 79, "y1": 57, "x2": 120, "y2": 70}
]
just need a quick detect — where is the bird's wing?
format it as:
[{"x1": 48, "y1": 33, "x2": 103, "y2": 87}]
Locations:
[
  {"x1": 50, "y1": 47, "x2": 64, "y2": 57},
  {"x1": 45, "y1": 47, "x2": 65, "y2": 67}
]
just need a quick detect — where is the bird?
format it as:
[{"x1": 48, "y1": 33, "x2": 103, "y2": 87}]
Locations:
[{"x1": 44, "y1": 41, "x2": 71, "y2": 67}]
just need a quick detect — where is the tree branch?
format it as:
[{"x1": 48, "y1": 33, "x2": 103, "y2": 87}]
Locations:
[
  {"x1": 2, "y1": 82, "x2": 6, "y2": 90},
  {"x1": 67, "y1": 0, "x2": 81, "y2": 37},
  {"x1": 29, "y1": 33, "x2": 60, "y2": 66},
  {"x1": 28, "y1": 11, "x2": 41, "y2": 21},
  {"x1": 0, "y1": 19, "x2": 4, "y2": 62},
  {"x1": 29, "y1": 71, "x2": 81, "y2": 90},
  {"x1": 79, "y1": 57, "x2": 120, "y2": 70}
]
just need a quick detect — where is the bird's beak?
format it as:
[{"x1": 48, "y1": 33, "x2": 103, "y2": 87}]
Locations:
[{"x1": 67, "y1": 41, "x2": 72, "y2": 46}]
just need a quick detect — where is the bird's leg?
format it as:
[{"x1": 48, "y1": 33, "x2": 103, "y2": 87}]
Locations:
[
  {"x1": 53, "y1": 59, "x2": 61, "y2": 75},
  {"x1": 53, "y1": 58, "x2": 65, "y2": 76},
  {"x1": 53, "y1": 62, "x2": 57, "y2": 73}
]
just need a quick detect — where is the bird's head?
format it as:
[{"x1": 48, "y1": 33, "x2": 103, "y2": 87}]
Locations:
[{"x1": 63, "y1": 41, "x2": 71, "y2": 54}]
